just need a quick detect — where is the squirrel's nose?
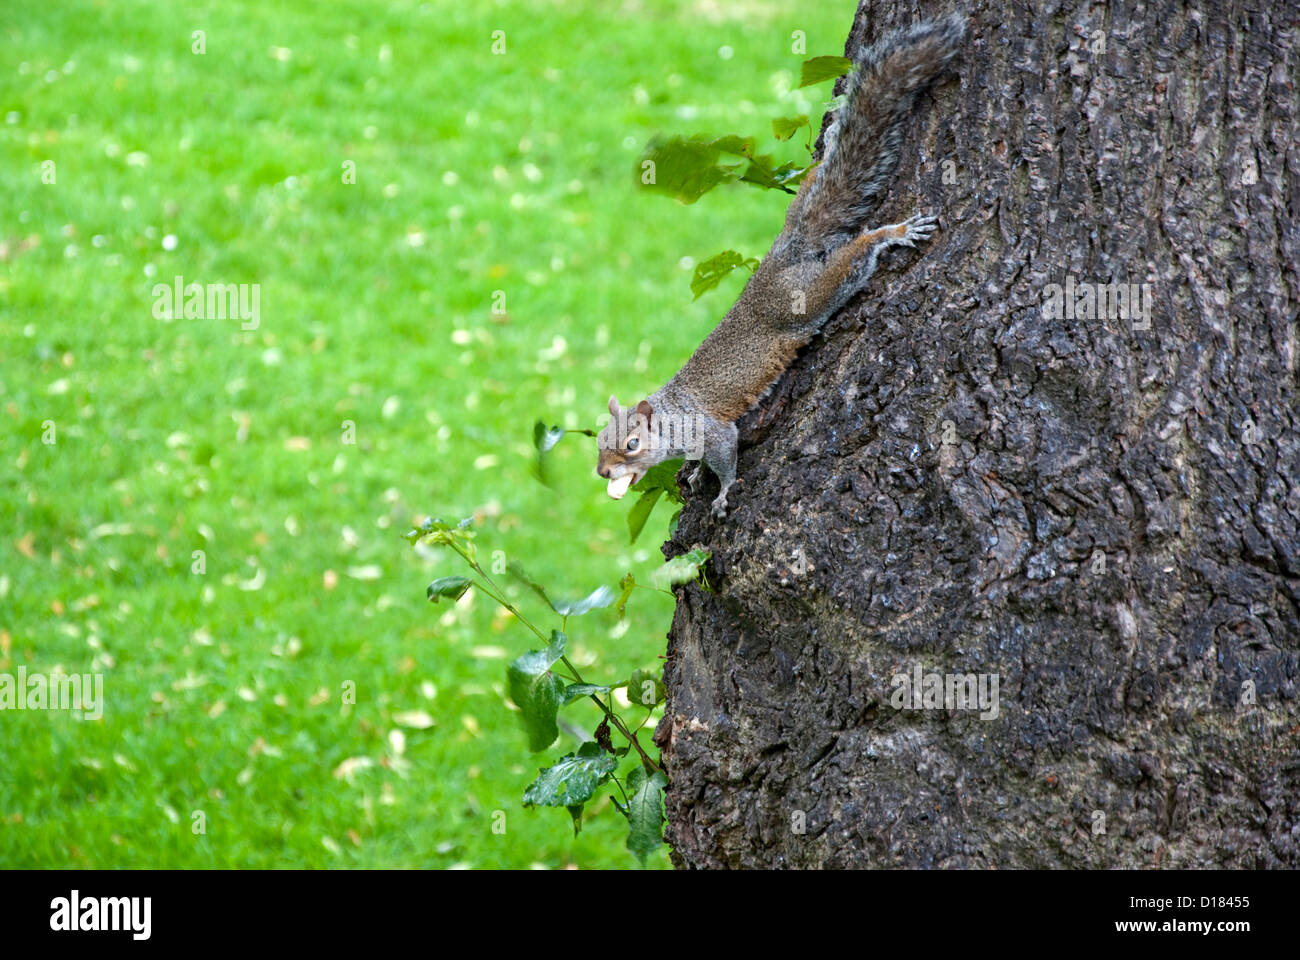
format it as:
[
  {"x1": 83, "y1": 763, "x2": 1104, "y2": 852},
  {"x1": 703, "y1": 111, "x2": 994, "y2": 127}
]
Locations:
[{"x1": 597, "y1": 465, "x2": 610, "y2": 479}]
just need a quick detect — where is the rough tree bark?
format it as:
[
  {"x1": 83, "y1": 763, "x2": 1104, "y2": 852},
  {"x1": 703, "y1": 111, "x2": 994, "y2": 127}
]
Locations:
[{"x1": 656, "y1": 0, "x2": 1299, "y2": 868}]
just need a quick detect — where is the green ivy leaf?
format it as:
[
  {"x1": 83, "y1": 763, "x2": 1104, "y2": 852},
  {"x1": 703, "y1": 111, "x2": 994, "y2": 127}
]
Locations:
[
  {"x1": 798, "y1": 54, "x2": 853, "y2": 88},
  {"x1": 637, "y1": 459, "x2": 685, "y2": 502},
  {"x1": 651, "y1": 548, "x2": 712, "y2": 589},
  {"x1": 426, "y1": 576, "x2": 472, "y2": 603},
  {"x1": 506, "y1": 631, "x2": 567, "y2": 751},
  {"x1": 553, "y1": 586, "x2": 616, "y2": 617},
  {"x1": 627, "y1": 668, "x2": 666, "y2": 708},
  {"x1": 614, "y1": 572, "x2": 636, "y2": 618},
  {"x1": 562, "y1": 682, "x2": 612, "y2": 706},
  {"x1": 625, "y1": 766, "x2": 668, "y2": 864},
  {"x1": 738, "y1": 152, "x2": 800, "y2": 194},
  {"x1": 637, "y1": 134, "x2": 759, "y2": 204},
  {"x1": 522, "y1": 741, "x2": 619, "y2": 807},
  {"x1": 567, "y1": 804, "x2": 585, "y2": 836},
  {"x1": 626, "y1": 486, "x2": 664, "y2": 542},
  {"x1": 531, "y1": 421, "x2": 567, "y2": 486},
  {"x1": 532, "y1": 421, "x2": 565, "y2": 454},
  {"x1": 772, "y1": 114, "x2": 810, "y2": 141},
  {"x1": 770, "y1": 161, "x2": 813, "y2": 186},
  {"x1": 707, "y1": 134, "x2": 757, "y2": 157},
  {"x1": 626, "y1": 459, "x2": 687, "y2": 544},
  {"x1": 690, "y1": 250, "x2": 760, "y2": 300}
]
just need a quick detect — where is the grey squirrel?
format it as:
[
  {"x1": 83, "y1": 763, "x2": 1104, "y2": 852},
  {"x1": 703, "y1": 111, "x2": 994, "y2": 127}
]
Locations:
[{"x1": 598, "y1": 12, "x2": 967, "y2": 517}]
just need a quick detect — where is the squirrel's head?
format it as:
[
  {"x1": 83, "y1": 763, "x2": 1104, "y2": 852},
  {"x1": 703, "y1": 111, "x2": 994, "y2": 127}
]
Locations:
[{"x1": 597, "y1": 395, "x2": 658, "y2": 499}]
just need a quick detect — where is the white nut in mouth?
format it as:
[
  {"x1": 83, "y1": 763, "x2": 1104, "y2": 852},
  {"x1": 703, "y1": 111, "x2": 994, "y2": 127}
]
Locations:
[{"x1": 607, "y1": 474, "x2": 634, "y2": 499}]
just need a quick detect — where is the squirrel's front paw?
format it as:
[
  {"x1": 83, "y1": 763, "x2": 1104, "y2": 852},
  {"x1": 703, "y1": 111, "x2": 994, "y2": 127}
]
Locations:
[
  {"x1": 898, "y1": 213, "x2": 939, "y2": 248},
  {"x1": 710, "y1": 491, "x2": 729, "y2": 518}
]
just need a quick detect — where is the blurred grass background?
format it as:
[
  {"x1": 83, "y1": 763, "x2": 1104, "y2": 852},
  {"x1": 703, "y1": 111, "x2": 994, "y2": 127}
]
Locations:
[{"x1": 0, "y1": 0, "x2": 850, "y2": 868}]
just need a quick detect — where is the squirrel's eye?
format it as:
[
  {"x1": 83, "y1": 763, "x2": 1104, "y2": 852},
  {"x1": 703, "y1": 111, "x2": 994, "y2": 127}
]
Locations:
[{"x1": 626, "y1": 437, "x2": 639, "y2": 452}]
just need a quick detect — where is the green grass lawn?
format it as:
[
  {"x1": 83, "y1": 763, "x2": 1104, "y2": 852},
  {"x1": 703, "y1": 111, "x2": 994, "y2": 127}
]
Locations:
[{"x1": 0, "y1": 0, "x2": 850, "y2": 868}]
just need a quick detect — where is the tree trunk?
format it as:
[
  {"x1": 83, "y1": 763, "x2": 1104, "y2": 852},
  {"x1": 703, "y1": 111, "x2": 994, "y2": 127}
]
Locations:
[{"x1": 656, "y1": 0, "x2": 1299, "y2": 869}]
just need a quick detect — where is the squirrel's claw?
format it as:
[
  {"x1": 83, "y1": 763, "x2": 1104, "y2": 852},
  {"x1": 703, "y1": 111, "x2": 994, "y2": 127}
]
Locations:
[
  {"x1": 710, "y1": 491, "x2": 729, "y2": 518},
  {"x1": 899, "y1": 213, "x2": 939, "y2": 248}
]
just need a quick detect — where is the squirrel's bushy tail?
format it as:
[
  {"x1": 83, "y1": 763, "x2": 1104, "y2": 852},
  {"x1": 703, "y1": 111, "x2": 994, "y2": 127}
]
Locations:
[{"x1": 796, "y1": 11, "x2": 967, "y2": 248}]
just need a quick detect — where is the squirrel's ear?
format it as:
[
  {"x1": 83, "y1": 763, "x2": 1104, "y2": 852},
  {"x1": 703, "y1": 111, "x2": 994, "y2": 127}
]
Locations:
[
  {"x1": 635, "y1": 399, "x2": 654, "y2": 426},
  {"x1": 608, "y1": 395, "x2": 620, "y2": 416}
]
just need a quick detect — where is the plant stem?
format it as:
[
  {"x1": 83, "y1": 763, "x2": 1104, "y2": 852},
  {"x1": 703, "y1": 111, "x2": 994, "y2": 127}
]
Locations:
[{"x1": 442, "y1": 537, "x2": 663, "y2": 774}]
